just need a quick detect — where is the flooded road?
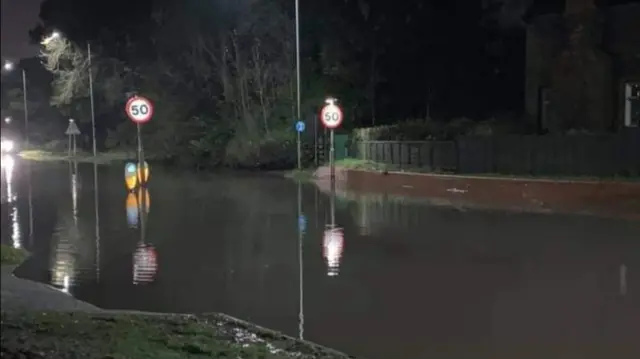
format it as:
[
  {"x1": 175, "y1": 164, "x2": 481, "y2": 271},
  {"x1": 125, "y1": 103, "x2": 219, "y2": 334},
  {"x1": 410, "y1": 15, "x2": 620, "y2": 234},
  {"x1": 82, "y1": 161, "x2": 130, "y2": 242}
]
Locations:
[{"x1": 2, "y1": 156, "x2": 639, "y2": 359}]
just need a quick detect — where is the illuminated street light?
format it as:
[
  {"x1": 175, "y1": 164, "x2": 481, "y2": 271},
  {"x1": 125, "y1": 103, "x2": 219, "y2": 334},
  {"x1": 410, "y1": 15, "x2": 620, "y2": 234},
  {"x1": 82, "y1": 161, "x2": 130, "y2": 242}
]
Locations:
[
  {"x1": 4, "y1": 117, "x2": 11, "y2": 124},
  {"x1": 41, "y1": 31, "x2": 60, "y2": 45},
  {"x1": 2, "y1": 60, "x2": 29, "y2": 147},
  {"x1": 325, "y1": 97, "x2": 337, "y2": 106}
]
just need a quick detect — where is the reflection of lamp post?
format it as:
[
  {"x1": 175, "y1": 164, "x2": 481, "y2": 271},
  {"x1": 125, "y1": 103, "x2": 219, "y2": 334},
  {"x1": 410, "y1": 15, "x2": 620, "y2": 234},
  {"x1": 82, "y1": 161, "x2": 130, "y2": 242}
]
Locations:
[
  {"x1": 2, "y1": 61, "x2": 29, "y2": 147},
  {"x1": 620, "y1": 264, "x2": 627, "y2": 295},
  {"x1": 93, "y1": 162, "x2": 101, "y2": 282},
  {"x1": 297, "y1": 180, "x2": 304, "y2": 340}
]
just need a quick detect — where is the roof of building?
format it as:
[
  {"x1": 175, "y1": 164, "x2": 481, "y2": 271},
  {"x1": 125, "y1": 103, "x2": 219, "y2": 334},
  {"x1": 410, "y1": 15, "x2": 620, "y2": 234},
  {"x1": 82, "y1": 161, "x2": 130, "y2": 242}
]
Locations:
[{"x1": 523, "y1": 0, "x2": 639, "y2": 22}]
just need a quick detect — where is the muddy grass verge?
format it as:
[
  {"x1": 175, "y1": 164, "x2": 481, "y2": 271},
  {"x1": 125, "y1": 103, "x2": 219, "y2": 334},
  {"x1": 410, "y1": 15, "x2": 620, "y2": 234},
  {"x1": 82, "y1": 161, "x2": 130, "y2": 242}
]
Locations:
[
  {"x1": 1, "y1": 311, "x2": 353, "y2": 359},
  {"x1": 19, "y1": 150, "x2": 134, "y2": 165},
  {"x1": 317, "y1": 158, "x2": 640, "y2": 182},
  {"x1": 0, "y1": 245, "x2": 28, "y2": 266}
]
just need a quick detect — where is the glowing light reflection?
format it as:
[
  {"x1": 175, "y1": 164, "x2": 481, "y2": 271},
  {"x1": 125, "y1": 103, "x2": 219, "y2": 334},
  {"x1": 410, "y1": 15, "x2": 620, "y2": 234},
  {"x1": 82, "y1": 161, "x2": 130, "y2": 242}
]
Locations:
[
  {"x1": 10, "y1": 206, "x2": 21, "y2": 249},
  {"x1": 323, "y1": 227, "x2": 344, "y2": 277},
  {"x1": 133, "y1": 243, "x2": 158, "y2": 285},
  {"x1": 2, "y1": 155, "x2": 21, "y2": 248},
  {"x1": 51, "y1": 247, "x2": 75, "y2": 294},
  {"x1": 71, "y1": 173, "x2": 78, "y2": 221}
]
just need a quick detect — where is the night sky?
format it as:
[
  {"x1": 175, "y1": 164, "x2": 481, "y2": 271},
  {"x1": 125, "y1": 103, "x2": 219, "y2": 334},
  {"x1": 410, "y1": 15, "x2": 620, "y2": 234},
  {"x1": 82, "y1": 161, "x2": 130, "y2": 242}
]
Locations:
[
  {"x1": 1, "y1": 0, "x2": 42, "y2": 59},
  {"x1": 0, "y1": 0, "x2": 534, "y2": 60}
]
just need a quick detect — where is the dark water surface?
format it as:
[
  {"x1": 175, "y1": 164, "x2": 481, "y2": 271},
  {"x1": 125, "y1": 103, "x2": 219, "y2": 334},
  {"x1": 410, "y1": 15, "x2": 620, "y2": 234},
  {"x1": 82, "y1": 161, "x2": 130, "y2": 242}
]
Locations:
[{"x1": 2, "y1": 156, "x2": 640, "y2": 359}]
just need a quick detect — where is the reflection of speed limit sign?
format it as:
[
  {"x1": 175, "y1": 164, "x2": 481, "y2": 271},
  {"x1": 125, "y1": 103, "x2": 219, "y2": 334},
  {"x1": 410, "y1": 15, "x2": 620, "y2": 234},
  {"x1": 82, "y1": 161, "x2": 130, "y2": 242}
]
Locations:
[
  {"x1": 125, "y1": 96, "x2": 154, "y2": 124},
  {"x1": 320, "y1": 103, "x2": 343, "y2": 129}
]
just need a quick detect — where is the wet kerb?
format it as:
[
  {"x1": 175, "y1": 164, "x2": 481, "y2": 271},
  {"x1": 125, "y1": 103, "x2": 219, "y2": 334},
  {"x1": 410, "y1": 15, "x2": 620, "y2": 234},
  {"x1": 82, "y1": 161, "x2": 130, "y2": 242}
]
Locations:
[{"x1": 315, "y1": 167, "x2": 640, "y2": 220}]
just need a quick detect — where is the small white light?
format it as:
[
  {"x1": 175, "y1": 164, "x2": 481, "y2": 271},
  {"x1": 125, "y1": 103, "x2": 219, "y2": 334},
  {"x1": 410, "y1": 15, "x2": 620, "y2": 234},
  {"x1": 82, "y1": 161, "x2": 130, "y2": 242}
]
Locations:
[{"x1": 1, "y1": 139, "x2": 14, "y2": 152}]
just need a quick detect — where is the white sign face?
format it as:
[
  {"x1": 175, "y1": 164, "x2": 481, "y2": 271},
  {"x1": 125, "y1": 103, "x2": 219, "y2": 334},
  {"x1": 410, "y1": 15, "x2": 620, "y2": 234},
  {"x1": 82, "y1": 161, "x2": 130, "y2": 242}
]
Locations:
[
  {"x1": 65, "y1": 120, "x2": 81, "y2": 135},
  {"x1": 125, "y1": 96, "x2": 154, "y2": 124},
  {"x1": 320, "y1": 104, "x2": 343, "y2": 129}
]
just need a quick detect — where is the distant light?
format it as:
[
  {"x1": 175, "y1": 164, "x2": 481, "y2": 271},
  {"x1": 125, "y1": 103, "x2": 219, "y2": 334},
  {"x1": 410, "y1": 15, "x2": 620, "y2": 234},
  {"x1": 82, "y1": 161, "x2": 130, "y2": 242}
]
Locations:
[
  {"x1": 41, "y1": 31, "x2": 61, "y2": 45},
  {"x1": 3, "y1": 61, "x2": 14, "y2": 71},
  {"x1": 4, "y1": 117, "x2": 11, "y2": 124}
]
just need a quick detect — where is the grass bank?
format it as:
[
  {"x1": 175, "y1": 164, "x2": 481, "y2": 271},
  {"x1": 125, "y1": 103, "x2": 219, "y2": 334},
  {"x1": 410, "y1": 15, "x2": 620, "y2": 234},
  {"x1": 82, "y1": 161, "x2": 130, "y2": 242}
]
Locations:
[
  {"x1": 0, "y1": 244, "x2": 28, "y2": 266},
  {"x1": 19, "y1": 149, "x2": 132, "y2": 165},
  {"x1": 281, "y1": 158, "x2": 389, "y2": 181},
  {"x1": 0, "y1": 311, "x2": 348, "y2": 359}
]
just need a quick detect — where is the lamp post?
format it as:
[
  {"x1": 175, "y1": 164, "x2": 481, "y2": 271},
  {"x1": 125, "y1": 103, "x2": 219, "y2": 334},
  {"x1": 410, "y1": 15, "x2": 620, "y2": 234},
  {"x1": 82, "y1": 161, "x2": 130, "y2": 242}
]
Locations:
[
  {"x1": 2, "y1": 61, "x2": 29, "y2": 148},
  {"x1": 42, "y1": 31, "x2": 97, "y2": 157},
  {"x1": 295, "y1": 0, "x2": 302, "y2": 170}
]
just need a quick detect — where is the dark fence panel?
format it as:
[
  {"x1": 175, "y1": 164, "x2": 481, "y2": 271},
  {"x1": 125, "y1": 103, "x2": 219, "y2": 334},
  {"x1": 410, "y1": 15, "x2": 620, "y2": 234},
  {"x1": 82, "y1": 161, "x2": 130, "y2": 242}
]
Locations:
[
  {"x1": 353, "y1": 129, "x2": 640, "y2": 177},
  {"x1": 354, "y1": 141, "x2": 457, "y2": 172}
]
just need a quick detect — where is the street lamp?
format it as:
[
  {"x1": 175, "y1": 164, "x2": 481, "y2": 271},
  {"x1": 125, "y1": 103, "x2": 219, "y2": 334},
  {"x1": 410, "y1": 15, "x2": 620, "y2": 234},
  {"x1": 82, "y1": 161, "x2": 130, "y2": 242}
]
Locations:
[
  {"x1": 295, "y1": 0, "x2": 301, "y2": 170},
  {"x1": 4, "y1": 117, "x2": 11, "y2": 124},
  {"x1": 2, "y1": 61, "x2": 29, "y2": 148},
  {"x1": 42, "y1": 31, "x2": 97, "y2": 157},
  {"x1": 41, "y1": 31, "x2": 60, "y2": 46}
]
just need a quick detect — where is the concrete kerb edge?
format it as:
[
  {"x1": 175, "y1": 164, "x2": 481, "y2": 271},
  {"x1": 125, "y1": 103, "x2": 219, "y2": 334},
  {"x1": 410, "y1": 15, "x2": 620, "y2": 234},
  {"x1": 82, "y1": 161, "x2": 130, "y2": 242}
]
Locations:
[
  {"x1": 311, "y1": 165, "x2": 639, "y2": 185},
  {"x1": 348, "y1": 168, "x2": 640, "y2": 185}
]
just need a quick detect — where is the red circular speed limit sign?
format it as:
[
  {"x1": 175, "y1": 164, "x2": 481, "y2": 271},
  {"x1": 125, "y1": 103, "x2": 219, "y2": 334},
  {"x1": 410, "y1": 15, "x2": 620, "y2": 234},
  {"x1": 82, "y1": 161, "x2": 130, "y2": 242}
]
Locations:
[
  {"x1": 320, "y1": 103, "x2": 343, "y2": 129},
  {"x1": 125, "y1": 96, "x2": 154, "y2": 124}
]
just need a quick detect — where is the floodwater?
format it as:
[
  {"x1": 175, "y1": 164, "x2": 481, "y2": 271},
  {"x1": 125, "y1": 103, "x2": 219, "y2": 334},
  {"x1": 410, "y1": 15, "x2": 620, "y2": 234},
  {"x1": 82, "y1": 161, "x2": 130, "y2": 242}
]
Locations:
[{"x1": 2, "y1": 154, "x2": 640, "y2": 359}]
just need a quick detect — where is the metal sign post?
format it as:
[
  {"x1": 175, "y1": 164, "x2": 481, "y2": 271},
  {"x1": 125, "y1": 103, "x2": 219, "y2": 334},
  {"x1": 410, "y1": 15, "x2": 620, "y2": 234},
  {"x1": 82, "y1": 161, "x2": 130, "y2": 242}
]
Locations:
[
  {"x1": 125, "y1": 95, "x2": 153, "y2": 265},
  {"x1": 319, "y1": 98, "x2": 344, "y2": 181},
  {"x1": 125, "y1": 96, "x2": 154, "y2": 185},
  {"x1": 295, "y1": 120, "x2": 305, "y2": 170},
  {"x1": 65, "y1": 119, "x2": 81, "y2": 157}
]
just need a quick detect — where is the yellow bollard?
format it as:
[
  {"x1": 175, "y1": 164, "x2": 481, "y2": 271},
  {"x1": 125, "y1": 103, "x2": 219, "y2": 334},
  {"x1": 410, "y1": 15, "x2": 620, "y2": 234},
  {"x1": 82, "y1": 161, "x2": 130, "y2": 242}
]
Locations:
[
  {"x1": 125, "y1": 163, "x2": 138, "y2": 190},
  {"x1": 137, "y1": 161, "x2": 150, "y2": 185}
]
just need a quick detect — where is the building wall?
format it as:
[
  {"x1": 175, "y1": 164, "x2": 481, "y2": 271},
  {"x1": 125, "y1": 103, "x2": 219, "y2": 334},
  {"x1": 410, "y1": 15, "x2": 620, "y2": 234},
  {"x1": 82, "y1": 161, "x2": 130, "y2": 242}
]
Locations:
[
  {"x1": 524, "y1": 2, "x2": 640, "y2": 131},
  {"x1": 524, "y1": 14, "x2": 563, "y2": 130},
  {"x1": 605, "y1": 3, "x2": 640, "y2": 128}
]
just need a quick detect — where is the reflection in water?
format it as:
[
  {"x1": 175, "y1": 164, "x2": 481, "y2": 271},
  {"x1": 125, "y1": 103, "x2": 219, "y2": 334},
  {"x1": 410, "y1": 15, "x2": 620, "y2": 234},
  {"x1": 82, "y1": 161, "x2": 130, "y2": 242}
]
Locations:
[
  {"x1": 2, "y1": 155, "x2": 21, "y2": 248},
  {"x1": 93, "y1": 162, "x2": 101, "y2": 282},
  {"x1": 296, "y1": 181, "x2": 304, "y2": 340},
  {"x1": 50, "y1": 161, "x2": 99, "y2": 293},
  {"x1": 133, "y1": 242, "x2": 158, "y2": 285},
  {"x1": 51, "y1": 232, "x2": 75, "y2": 293},
  {"x1": 26, "y1": 160, "x2": 33, "y2": 245},
  {"x1": 11, "y1": 166, "x2": 640, "y2": 359},
  {"x1": 620, "y1": 264, "x2": 627, "y2": 295},
  {"x1": 128, "y1": 173, "x2": 155, "y2": 284},
  {"x1": 352, "y1": 193, "x2": 420, "y2": 236},
  {"x1": 126, "y1": 192, "x2": 139, "y2": 228},
  {"x1": 323, "y1": 180, "x2": 343, "y2": 276},
  {"x1": 323, "y1": 227, "x2": 344, "y2": 276},
  {"x1": 125, "y1": 189, "x2": 150, "y2": 228},
  {"x1": 71, "y1": 174, "x2": 78, "y2": 222},
  {"x1": 51, "y1": 162, "x2": 81, "y2": 292}
]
